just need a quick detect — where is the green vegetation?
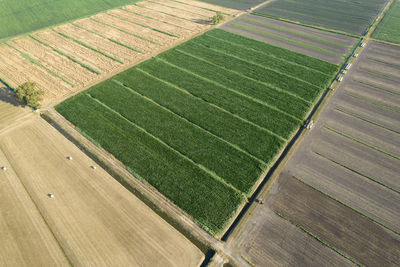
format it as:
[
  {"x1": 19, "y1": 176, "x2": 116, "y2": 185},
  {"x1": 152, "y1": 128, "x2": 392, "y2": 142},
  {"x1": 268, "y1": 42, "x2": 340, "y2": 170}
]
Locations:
[
  {"x1": 211, "y1": 11, "x2": 224, "y2": 25},
  {"x1": 0, "y1": 0, "x2": 140, "y2": 40},
  {"x1": 56, "y1": 29, "x2": 337, "y2": 234},
  {"x1": 15, "y1": 82, "x2": 44, "y2": 108},
  {"x1": 373, "y1": 0, "x2": 400, "y2": 44},
  {"x1": 253, "y1": 0, "x2": 388, "y2": 34}
]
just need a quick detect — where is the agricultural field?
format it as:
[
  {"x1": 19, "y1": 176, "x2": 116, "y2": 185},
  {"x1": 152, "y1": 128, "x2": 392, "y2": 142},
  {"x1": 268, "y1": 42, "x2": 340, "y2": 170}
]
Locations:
[
  {"x1": 221, "y1": 14, "x2": 358, "y2": 64},
  {"x1": 195, "y1": 0, "x2": 265, "y2": 10},
  {"x1": 253, "y1": 0, "x2": 388, "y2": 34},
  {"x1": 0, "y1": 116, "x2": 203, "y2": 266},
  {"x1": 56, "y1": 29, "x2": 338, "y2": 234},
  {"x1": 0, "y1": 0, "x2": 143, "y2": 40},
  {"x1": 231, "y1": 41, "x2": 400, "y2": 266},
  {"x1": 373, "y1": 0, "x2": 400, "y2": 44},
  {"x1": 0, "y1": 0, "x2": 239, "y2": 106}
]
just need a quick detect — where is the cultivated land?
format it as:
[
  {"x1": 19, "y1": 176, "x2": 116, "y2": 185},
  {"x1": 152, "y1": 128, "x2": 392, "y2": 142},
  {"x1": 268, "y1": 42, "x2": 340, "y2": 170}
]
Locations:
[
  {"x1": 231, "y1": 41, "x2": 400, "y2": 266},
  {"x1": 56, "y1": 29, "x2": 338, "y2": 234},
  {"x1": 373, "y1": 0, "x2": 400, "y2": 43},
  {"x1": 0, "y1": 0, "x2": 240, "y2": 106},
  {"x1": 0, "y1": 115, "x2": 203, "y2": 266},
  {"x1": 253, "y1": 0, "x2": 388, "y2": 34},
  {"x1": 0, "y1": 0, "x2": 143, "y2": 40},
  {"x1": 196, "y1": 0, "x2": 265, "y2": 10},
  {"x1": 221, "y1": 14, "x2": 358, "y2": 64}
]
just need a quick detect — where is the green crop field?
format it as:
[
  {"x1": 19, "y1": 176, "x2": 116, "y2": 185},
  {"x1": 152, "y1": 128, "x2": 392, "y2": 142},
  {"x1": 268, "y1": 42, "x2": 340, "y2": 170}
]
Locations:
[
  {"x1": 56, "y1": 29, "x2": 337, "y2": 234},
  {"x1": 373, "y1": 0, "x2": 400, "y2": 43},
  {"x1": 0, "y1": 0, "x2": 139, "y2": 40},
  {"x1": 253, "y1": 0, "x2": 388, "y2": 34}
]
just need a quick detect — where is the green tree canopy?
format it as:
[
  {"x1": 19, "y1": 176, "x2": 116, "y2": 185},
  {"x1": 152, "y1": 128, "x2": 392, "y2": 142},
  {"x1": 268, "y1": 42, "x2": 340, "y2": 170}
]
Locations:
[{"x1": 15, "y1": 81, "x2": 44, "y2": 108}]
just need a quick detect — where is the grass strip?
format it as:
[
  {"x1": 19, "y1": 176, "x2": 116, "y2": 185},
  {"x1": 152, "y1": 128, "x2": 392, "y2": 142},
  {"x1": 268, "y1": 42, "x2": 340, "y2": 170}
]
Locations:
[
  {"x1": 113, "y1": 68, "x2": 285, "y2": 165},
  {"x1": 293, "y1": 176, "x2": 400, "y2": 236},
  {"x1": 314, "y1": 151, "x2": 400, "y2": 195},
  {"x1": 106, "y1": 12, "x2": 179, "y2": 37},
  {"x1": 324, "y1": 125, "x2": 400, "y2": 161},
  {"x1": 335, "y1": 107, "x2": 400, "y2": 135},
  {"x1": 90, "y1": 17, "x2": 161, "y2": 45},
  {"x1": 119, "y1": 7, "x2": 194, "y2": 31},
  {"x1": 192, "y1": 34, "x2": 332, "y2": 87},
  {"x1": 159, "y1": 49, "x2": 310, "y2": 119},
  {"x1": 230, "y1": 23, "x2": 343, "y2": 57},
  {"x1": 86, "y1": 80, "x2": 265, "y2": 194},
  {"x1": 176, "y1": 41, "x2": 321, "y2": 102},
  {"x1": 0, "y1": 77, "x2": 12, "y2": 89},
  {"x1": 29, "y1": 35, "x2": 101, "y2": 74},
  {"x1": 353, "y1": 79, "x2": 400, "y2": 96},
  {"x1": 241, "y1": 17, "x2": 350, "y2": 48},
  {"x1": 6, "y1": 42, "x2": 75, "y2": 87},
  {"x1": 275, "y1": 211, "x2": 364, "y2": 266},
  {"x1": 206, "y1": 29, "x2": 339, "y2": 73},
  {"x1": 55, "y1": 30, "x2": 124, "y2": 64},
  {"x1": 137, "y1": 59, "x2": 300, "y2": 139},
  {"x1": 344, "y1": 91, "x2": 400, "y2": 114},
  {"x1": 71, "y1": 23, "x2": 144, "y2": 53},
  {"x1": 56, "y1": 93, "x2": 244, "y2": 234}
]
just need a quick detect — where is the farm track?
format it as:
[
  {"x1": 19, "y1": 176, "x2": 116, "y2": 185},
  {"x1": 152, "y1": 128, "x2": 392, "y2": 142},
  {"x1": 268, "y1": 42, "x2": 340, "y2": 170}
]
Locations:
[
  {"x1": 231, "y1": 41, "x2": 400, "y2": 266},
  {"x1": 221, "y1": 14, "x2": 357, "y2": 64},
  {"x1": 0, "y1": 0, "x2": 239, "y2": 107}
]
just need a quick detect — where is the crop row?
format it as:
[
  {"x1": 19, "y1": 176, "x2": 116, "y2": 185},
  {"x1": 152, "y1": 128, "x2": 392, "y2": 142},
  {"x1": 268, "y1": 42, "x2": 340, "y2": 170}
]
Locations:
[{"x1": 56, "y1": 92, "x2": 243, "y2": 234}]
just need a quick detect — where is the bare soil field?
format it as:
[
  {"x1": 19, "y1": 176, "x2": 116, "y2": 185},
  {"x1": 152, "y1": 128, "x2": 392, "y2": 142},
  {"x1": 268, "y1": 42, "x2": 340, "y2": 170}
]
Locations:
[
  {"x1": 230, "y1": 41, "x2": 400, "y2": 266},
  {"x1": 221, "y1": 14, "x2": 357, "y2": 64},
  {"x1": 0, "y1": 0, "x2": 234, "y2": 106},
  {"x1": 0, "y1": 116, "x2": 204, "y2": 266}
]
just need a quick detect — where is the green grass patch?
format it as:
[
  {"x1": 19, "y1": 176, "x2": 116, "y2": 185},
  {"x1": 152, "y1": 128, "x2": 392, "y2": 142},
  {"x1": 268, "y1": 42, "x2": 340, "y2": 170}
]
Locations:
[
  {"x1": 373, "y1": 0, "x2": 400, "y2": 44},
  {"x1": 0, "y1": 0, "x2": 141, "y2": 41}
]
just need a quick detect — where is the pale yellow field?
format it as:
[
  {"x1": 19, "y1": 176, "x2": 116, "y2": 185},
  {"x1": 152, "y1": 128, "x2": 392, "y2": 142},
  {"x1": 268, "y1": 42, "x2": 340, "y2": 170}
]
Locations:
[{"x1": 0, "y1": 116, "x2": 204, "y2": 266}]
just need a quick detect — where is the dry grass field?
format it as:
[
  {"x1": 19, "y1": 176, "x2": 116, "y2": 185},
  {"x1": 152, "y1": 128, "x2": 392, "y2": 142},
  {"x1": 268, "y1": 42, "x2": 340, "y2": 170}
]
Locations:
[
  {"x1": 231, "y1": 41, "x2": 400, "y2": 266},
  {"x1": 0, "y1": 115, "x2": 204, "y2": 266},
  {"x1": 0, "y1": 0, "x2": 240, "y2": 106}
]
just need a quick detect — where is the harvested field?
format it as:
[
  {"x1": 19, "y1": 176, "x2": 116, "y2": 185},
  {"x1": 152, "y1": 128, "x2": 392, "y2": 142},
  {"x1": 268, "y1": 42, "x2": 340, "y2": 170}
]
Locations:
[
  {"x1": 221, "y1": 14, "x2": 358, "y2": 64},
  {"x1": 231, "y1": 41, "x2": 400, "y2": 266},
  {"x1": 0, "y1": 148, "x2": 70, "y2": 267},
  {"x1": 56, "y1": 29, "x2": 337, "y2": 234},
  {"x1": 152, "y1": 0, "x2": 217, "y2": 17},
  {"x1": 253, "y1": 0, "x2": 388, "y2": 34},
  {"x1": 92, "y1": 13, "x2": 176, "y2": 44},
  {"x1": 0, "y1": 88, "x2": 32, "y2": 131},
  {"x1": 373, "y1": 0, "x2": 400, "y2": 44},
  {"x1": 33, "y1": 29, "x2": 120, "y2": 73},
  {"x1": 55, "y1": 23, "x2": 136, "y2": 63},
  {"x1": 107, "y1": 8, "x2": 192, "y2": 37},
  {"x1": 136, "y1": 0, "x2": 210, "y2": 21},
  {"x1": 0, "y1": 0, "x2": 225, "y2": 106},
  {"x1": 172, "y1": 0, "x2": 241, "y2": 14},
  {"x1": 123, "y1": 5, "x2": 203, "y2": 31},
  {"x1": 74, "y1": 18, "x2": 157, "y2": 53},
  {"x1": 0, "y1": 44, "x2": 71, "y2": 104},
  {"x1": 0, "y1": 116, "x2": 204, "y2": 266},
  {"x1": 196, "y1": 0, "x2": 265, "y2": 10},
  {"x1": 8, "y1": 36, "x2": 97, "y2": 87}
]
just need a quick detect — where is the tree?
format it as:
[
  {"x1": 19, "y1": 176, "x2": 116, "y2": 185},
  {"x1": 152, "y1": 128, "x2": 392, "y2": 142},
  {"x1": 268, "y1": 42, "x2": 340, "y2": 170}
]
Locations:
[
  {"x1": 211, "y1": 11, "x2": 224, "y2": 25},
  {"x1": 15, "y1": 81, "x2": 44, "y2": 109}
]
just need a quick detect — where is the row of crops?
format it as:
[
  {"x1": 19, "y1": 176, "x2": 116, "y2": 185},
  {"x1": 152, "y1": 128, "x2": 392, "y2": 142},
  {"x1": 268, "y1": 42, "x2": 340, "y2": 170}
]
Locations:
[
  {"x1": 373, "y1": 0, "x2": 400, "y2": 44},
  {"x1": 56, "y1": 29, "x2": 338, "y2": 234}
]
